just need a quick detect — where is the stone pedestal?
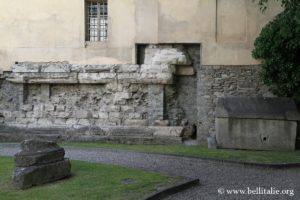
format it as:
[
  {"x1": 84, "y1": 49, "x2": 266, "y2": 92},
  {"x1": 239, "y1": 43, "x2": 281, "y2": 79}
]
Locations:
[{"x1": 12, "y1": 139, "x2": 71, "y2": 189}]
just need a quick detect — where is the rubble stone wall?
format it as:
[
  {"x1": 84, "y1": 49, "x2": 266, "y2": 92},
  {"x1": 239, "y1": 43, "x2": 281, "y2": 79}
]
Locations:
[
  {"x1": 0, "y1": 48, "x2": 272, "y2": 144},
  {"x1": 1, "y1": 63, "x2": 177, "y2": 130},
  {"x1": 197, "y1": 65, "x2": 273, "y2": 142}
]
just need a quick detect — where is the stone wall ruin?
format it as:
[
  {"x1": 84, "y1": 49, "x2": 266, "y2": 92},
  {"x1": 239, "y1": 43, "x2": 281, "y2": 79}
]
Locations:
[{"x1": 0, "y1": 44, "x2": 272, "y2": 144}]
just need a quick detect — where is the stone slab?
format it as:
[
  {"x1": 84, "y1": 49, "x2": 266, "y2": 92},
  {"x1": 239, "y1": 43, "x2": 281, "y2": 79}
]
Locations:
[
  {"x1": 12, "y1": 159, "x2": 71, "y2": 189},
  {"x1": 216, "y1": 118, "x2": 297, "y2": 151},
  {"x1": 216, "y1": 97, "x2": 300, "y2": 121},
  {"x1": 15, "y1": 148, "x2": 65, "y2": 167}
]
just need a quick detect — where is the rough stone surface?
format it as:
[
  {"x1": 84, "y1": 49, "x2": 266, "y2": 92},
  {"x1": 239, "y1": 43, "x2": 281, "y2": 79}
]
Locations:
[
  {"x1": 12, "y1": 139, "x2": 71, "y2": 189},
  {"x1": 197, "y1": 65, "x2": 273, "y2": 143},
  {"x1": 13, "y1": 159, "x2": 71, "y2": 189},
  {"x1": 0, "y1": 47, "x2": 274, "y2": 145},
  {"x1": 143, "y1": 44, "x2": 192, "y2": 65}
]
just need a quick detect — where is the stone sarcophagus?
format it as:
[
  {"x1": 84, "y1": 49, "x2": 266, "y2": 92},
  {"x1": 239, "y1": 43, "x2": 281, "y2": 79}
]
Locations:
[{"x1": 216, "y1": 97, "x2": 300, "y2": 151}]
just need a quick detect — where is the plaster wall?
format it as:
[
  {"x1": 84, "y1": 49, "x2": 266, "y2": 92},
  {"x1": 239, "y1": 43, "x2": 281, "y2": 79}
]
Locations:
[{"x1": 0, "y1": 0, "x2": 282, "y2": 71}]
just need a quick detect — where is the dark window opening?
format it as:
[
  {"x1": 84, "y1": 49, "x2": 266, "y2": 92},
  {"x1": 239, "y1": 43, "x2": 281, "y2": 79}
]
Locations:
[{"x1": 85, "y1": 0, "x2": 108, "y2": 42}]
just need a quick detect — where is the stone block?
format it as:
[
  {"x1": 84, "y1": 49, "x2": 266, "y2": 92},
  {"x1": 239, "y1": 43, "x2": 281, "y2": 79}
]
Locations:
[
  {"x1": 99, "y1": 112, "x2": 109, "y2": 119},
  {"x1": 8, "y1": 73, "x2": 78, "y2": 84},
  {"x1": 124, "y1": 120, "x2": 148, "y2": 126},
  {"x1": 53, "y1": 118, "x2": 66, "y2": 126},
  {"x1": 15, "y1": 148, "x2": 65, "y2": 167},
  {"x1": 216, "y1": 97, "x2": 300, "y2": 151},
  {"x1": 78, "y1": 73, "x2": 116, "y2": 84},
  {"x1": 116, "y1": 65, "x2": 139, "y2": 73},
  {"x1": 121, "y1": 106, "x2": 134, "y2": 112},
  {"x1": 73, "y1": 110, "x2": 89, "y2": 119},
  {"x1": 128, "y1": 113, "x2": 141, "y2": 119},
  {"x1": 66, "y1": 119, "x2": 78, "y2": 127},
  {"x1": 140, "y1": 64, "x2": 175, "y2": 74},
  {"x1": 12, "y1": 63, "x2": 40, "y2": 73},
  {"x1": 55, "y1": 105, "x2": 66, "y2": 112},
  {"x1": 44, "y1": 104, "x2": 55, "y2": 111},
  {"x1": 100, "y1": 105, "x2": 120, "y2": 112},
  {"x1": 113, "y1": 92, "x2": 131, "y2": 103},
  {"x1": 12, "y1": 159, "x2": 71, "y2": 189},
  {"x1": 41, "y1": 64, "x2": 71, "y2": 73},
  {"x1": 176, "y1": 66, "x2": 195, "y2": 76},
  {"x1": 37, "y1": 118, "x2": 53, "y2": 126},
  {"x1": 84, "y1": 65, "x2": 112, "y2": 73},
  {"x1": 152, "y1": 126, "x2": 184, "y2": 137},
  {"x1": 78, "y1": 119, "x2": 91, "y2": 126},
  {"x1": 12, "y1": 140, "x2": 71, "y2": 189},
  {"x1": 21, "y1": 105, "x2": 33, "y2": 112},
  {"x1": 57, "y1": 112, "x2": 71, "y2": 119},
  {"x1": 147, "y1": 47, "x2": 191, "y2": 65},
  {"x1": 109, "y1": 112, "x2": 122, "y2": 119}
]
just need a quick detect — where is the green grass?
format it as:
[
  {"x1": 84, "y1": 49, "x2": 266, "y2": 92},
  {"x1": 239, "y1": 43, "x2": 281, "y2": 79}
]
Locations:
[
  {"x1": 0, "y1": 156, "x2": 175, "y2": 200},
  {"x1": 61, "y1": 143, "x2": 300, "y2": 164}
]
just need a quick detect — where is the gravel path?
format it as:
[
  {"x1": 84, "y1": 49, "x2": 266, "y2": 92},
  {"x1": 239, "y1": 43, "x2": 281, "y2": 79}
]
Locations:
[{"x1": 0, "y1": 143, "x2": 299, "y2": 200}]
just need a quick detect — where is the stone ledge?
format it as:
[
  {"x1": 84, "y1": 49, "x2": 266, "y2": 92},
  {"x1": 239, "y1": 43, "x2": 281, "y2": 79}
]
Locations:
[
  {"x1": 0, "y1": 125, "x2": 184, "y2": 145},
  {"x1": 7, "y1": 65, "x2": 175, "y2": 85}
]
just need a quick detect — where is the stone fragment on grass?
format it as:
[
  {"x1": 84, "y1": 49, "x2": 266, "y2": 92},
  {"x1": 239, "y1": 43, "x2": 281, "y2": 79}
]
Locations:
[{"x1": 12, "y1": 139, "x2": 71, "y2": 189}]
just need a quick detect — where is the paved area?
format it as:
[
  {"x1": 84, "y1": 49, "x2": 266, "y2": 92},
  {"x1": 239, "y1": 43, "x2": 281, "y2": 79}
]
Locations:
[{"x1": 0, "y1": 143, "x2": 299, "y2": 200}]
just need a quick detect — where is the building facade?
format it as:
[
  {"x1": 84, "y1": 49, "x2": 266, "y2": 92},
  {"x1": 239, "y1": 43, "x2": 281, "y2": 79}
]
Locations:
[{"x1": 0, "y1": 0, "x2": 281, "y2": 144}]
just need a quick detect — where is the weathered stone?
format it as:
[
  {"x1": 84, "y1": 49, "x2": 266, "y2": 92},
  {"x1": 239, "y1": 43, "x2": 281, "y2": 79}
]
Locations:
[
  {"x1": 7, "y1": 73, "x2": 78, "y2": 84},
  {"x1": 124, "y1": 119, "x2": 148, "y2": 126},
  {"x1": 78, "y1": 73, "x2": 116, "y2": 84},
  {"x1": 12, "y1": 63, "x2": 40, "y2": 73},
  {"x1": 152, "y1": 126, "x2": 184, "y2": 137},
  {"x1": 176, "y1": 66, "x2": 195, "y2": 76},
  {"x1": 21, "y1": 105, "x2": 33, "y2": 112},
  {"x1": 12, "y1": 159, "x2": 71, "y2": 189},
  {"x1": 215, "y1": 97, "x2": 300, "y2": 151},
  {"x1": 115, "y1": 64, "x2": 139, "y2": 73},
  {"x1": 84, "y1": 65, "x2": 112, "y2": 73},
  {"x1": 144, "y1": 46, "x2": 191, "y2": 65},
  {"x1": 44, "y1": 104, "x2": 55, "y2": 111},
  {"x1": 12, "y1": 139, "x2": 71, "y2": 189},
  {"x1": 77, "y1": 119, "x2": 91, "y2": 126},
  {"x1": 73, "y1": 110, "x2": 90, "y2": 119},
  {"x1": 140, "y1": 64, "x2": 175, "y2": 74},
  {"x1": 15, "y1": 148, "x2": 65, "y2": 167},
  {"x1": 41, "y1": 63, "x2": 71, "y2": 73},
  {"x1": 55, "y1": 105, "x2": 65, "y2": 112},
  {"x1": 153, "y1": 120, "x2": 170, "y2": 126}
]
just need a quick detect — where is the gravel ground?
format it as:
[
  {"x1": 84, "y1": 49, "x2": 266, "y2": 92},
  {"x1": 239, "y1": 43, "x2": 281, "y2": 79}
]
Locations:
[{"x1": 0, "y1": 143, "x2": 299, "y2": 200}]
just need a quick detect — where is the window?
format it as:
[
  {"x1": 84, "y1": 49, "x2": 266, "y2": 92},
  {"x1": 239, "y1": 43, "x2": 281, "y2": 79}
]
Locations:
[{"x1": 85, "y1": 0, "x2": 108, "y2": 42}]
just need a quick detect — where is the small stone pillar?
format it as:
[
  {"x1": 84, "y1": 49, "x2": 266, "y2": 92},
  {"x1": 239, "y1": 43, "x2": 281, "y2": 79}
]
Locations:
[{"x1": 12, "y1": 139, "x2": 71, "y2": 189}]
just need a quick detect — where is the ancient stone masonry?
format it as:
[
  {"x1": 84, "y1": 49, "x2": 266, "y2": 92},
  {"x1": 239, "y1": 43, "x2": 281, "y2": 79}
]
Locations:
[
  {"x1": 0, "y1": 45, "x2": 272, "y2": 144},
  {"x1": 197, "y1": 65, "x2": 273, "y2": 142},
  {"x1": 12, "y1": 139, "x2": 71, "y2": 189},
  {"x1": 0, "y1": 61, "x2": 185, "y2": 144}
]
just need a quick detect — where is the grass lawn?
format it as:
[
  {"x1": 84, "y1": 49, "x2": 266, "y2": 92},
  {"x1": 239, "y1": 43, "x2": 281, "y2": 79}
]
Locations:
[
  {"x1": 61, "y1": 143, "x2": 300, "y2": 165},
  {"x1": 0, "y1": 156, "x2": 175, "y2": 200}
]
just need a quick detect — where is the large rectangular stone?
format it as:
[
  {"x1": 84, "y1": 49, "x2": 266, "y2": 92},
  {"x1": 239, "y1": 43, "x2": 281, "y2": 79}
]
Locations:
[
  {"x1": 216, "y1": 118, "x2": 298, "y2": 151},
  {"x1": 78, "y1": 73, "x2": 116, "y2": 84},
  {"x1": 12, "y1": 159, "x2": 71, "y2": 189}
]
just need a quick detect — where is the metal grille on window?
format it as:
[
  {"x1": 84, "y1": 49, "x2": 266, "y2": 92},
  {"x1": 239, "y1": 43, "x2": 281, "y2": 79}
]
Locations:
[{"x1": 86, "y1": 0, "x2": 108, "y2": 42}]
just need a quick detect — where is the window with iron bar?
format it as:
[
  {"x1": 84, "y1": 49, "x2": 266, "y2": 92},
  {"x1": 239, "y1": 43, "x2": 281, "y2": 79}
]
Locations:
[{"x1": 85, "y1": 0, "x2": 108, "y2": 42}]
